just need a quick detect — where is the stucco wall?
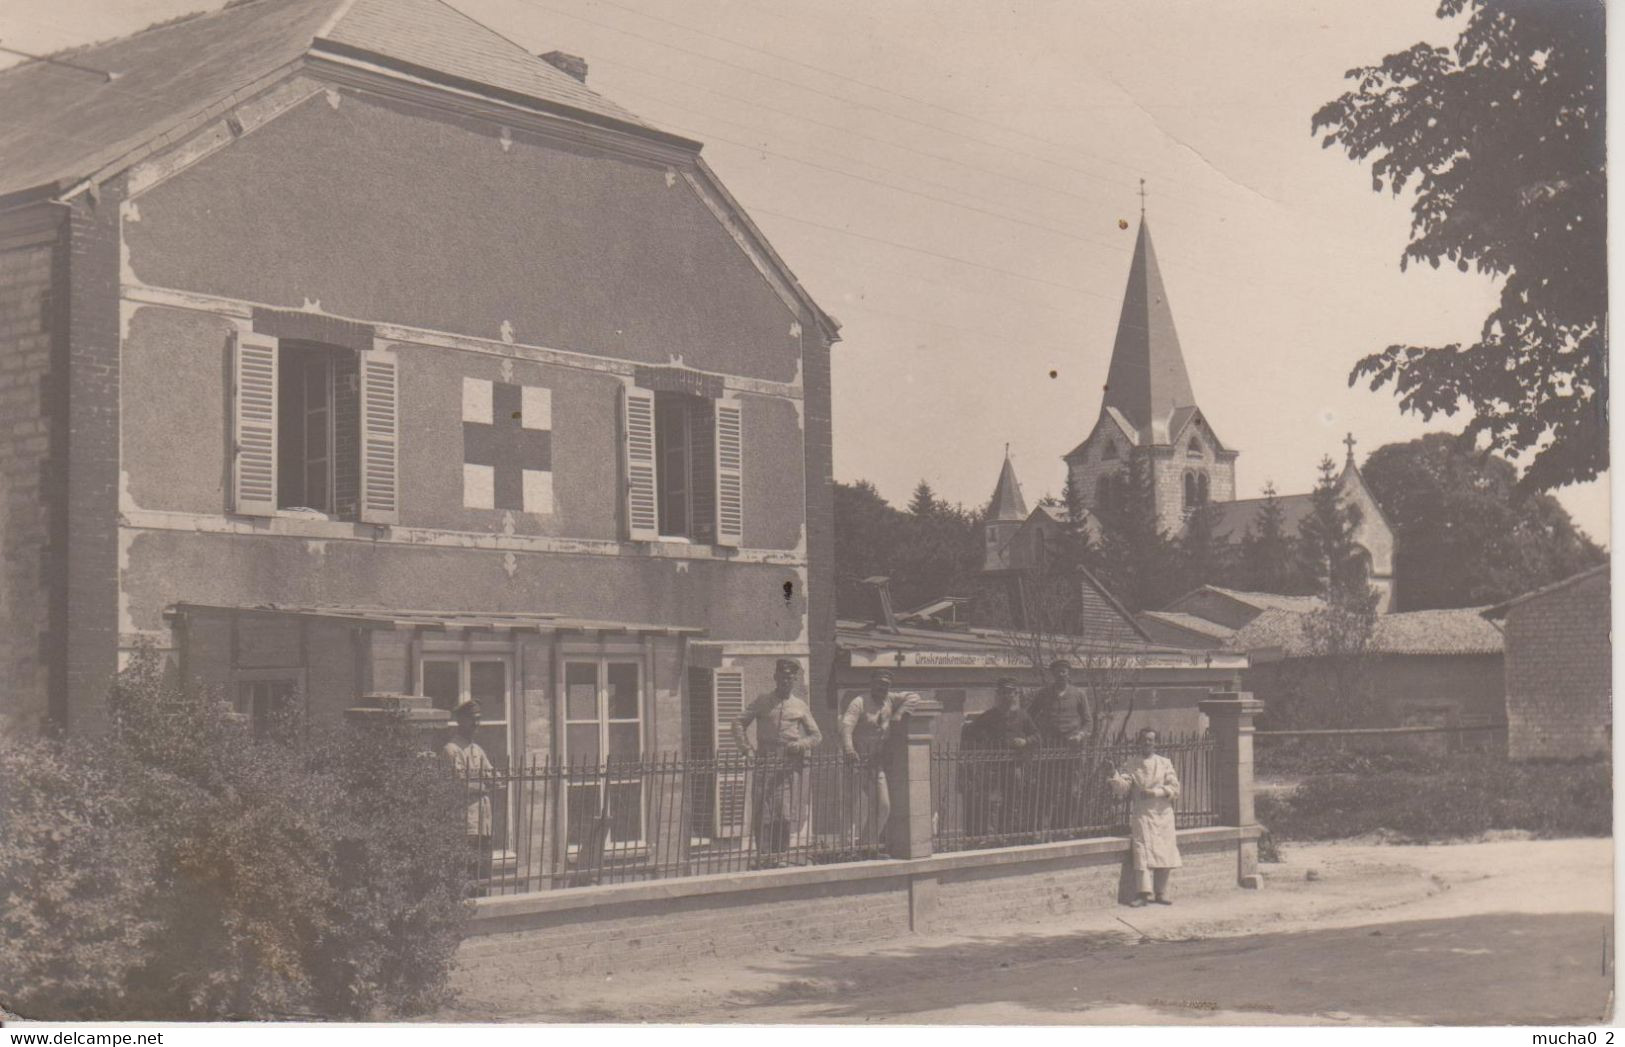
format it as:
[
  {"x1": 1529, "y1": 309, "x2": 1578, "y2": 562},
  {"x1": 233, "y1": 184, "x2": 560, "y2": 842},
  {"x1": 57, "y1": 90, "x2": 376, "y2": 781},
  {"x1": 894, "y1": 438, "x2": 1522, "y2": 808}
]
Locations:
[
  {"x1": 123, "y1": 89, "x2": 804, "y2": 384},
  {"x1": 122, "y1": 529, "x2": 807, "y2": 640},
  {"x1": 119, "y1": 303, "x2": 808, "y2": 548}
]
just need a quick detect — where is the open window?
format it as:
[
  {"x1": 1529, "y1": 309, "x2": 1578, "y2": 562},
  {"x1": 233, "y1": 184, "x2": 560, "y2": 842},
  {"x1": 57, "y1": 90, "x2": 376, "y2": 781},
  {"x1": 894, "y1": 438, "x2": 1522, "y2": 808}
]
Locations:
[
  {"x1": 623, "y1": 387, "x2": 742, "y2": 546},
  {"x1": 232, "y1": 329, "x2": 398, "y2": 523}
]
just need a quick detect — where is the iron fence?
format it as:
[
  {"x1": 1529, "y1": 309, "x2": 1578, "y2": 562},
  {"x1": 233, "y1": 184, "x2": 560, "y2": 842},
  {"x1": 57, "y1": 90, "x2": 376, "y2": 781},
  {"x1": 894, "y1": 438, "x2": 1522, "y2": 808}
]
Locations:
[
  {"x1": 930, "y1": 732, "x2": 1217, "y2": 853},
  {"x1": 452, "y1": 749, "x2": 888, "y2": 894}
]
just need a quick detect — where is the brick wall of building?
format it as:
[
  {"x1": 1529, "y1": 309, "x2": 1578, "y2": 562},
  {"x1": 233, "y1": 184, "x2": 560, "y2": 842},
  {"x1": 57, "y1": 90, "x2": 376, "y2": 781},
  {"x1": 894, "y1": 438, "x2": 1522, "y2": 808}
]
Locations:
[
  {"x1": 65, "y1": 188, "x2": 124, "y2": 734},
  {"x1": 801, "y1": 330, "x2": 836, "y2": 708},
  {"x1": 0, "y1": 208, "x2": 64, "y2": 735},
  {"x1": 1502, "y1": 568, "x2": 1611, "y2": 760}
]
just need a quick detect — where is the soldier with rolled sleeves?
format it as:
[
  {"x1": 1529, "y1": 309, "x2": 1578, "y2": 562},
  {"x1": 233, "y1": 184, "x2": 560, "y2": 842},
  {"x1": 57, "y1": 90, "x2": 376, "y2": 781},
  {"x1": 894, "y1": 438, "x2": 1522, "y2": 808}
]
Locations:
[
  {"x1": 839, "y1": 669, "x2": 920, "y2": 848},
  {"x1": 1025, "y1": 659, "x2": 1096, "y2": 831},
  {"x1": 733, "y1": 659, "x2": 822, "y2": 865}
]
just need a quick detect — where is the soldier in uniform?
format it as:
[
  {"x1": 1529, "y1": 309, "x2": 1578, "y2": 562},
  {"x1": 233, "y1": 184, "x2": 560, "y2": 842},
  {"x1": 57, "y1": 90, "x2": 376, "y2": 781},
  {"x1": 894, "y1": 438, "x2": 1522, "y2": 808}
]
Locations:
[
  {"x1": 1025, "y1": 659, "x2": 1096, "y2": 832},
  {"x1": 733, "y1": 659, "x2": 822, "y2": 865},
  {"x1": 959, "y1": 677, "x2": 1041, "y2": 838}
]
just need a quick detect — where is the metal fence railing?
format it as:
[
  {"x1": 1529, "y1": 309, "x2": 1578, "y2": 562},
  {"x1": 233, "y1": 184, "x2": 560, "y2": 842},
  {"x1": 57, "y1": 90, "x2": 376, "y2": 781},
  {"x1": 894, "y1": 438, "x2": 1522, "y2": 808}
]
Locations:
[
  {"x1": 929, "y1": 733, "x2": 1217, "y2": 853},
  {"x1": 452, "y1": 750, "x2": 888, "y2": 895}
]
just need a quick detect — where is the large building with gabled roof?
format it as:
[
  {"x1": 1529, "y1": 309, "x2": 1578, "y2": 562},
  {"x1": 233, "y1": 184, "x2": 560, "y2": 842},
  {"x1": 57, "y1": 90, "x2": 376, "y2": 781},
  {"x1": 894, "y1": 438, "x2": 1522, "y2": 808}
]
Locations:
[{"x1": 0, "y1": 0, "x2": 840, "y2": 766}]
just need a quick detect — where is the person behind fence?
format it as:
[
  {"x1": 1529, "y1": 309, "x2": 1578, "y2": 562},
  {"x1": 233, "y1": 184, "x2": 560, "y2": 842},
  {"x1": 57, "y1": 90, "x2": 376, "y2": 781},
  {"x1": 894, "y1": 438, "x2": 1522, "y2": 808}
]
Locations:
[
  {"x1": 1026, "y1": 659, "x2": 1096, "y2": 829},
  {"x1": 839, "y1": 669, "x2": 919, "y2": 848},
  {"x1": 733, "y1": 659, "x2": 823, "y2": 865},
  {"x1": 1111, "y1": 727, "x2": 1182, "y2": 907},
  {"x1": 443, "y1": 699, "x2": 495, "y2": 893},
  {"x1": 958, "y1": 677, "x2": 1041, "y2": 837}
]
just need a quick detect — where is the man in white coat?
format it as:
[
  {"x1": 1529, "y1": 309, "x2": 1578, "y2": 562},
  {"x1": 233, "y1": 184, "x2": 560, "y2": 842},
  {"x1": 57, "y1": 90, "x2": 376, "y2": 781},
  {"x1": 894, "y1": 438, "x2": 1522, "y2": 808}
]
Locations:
[{"x1": 1112, "y1": 727, "x2": 1181, "y2": 906}]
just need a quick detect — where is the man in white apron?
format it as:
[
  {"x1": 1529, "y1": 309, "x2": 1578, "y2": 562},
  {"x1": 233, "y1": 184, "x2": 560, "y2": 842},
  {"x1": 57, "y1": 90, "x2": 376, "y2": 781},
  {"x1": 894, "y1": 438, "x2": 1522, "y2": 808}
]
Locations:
[{"x1": 1112, "y1": 727, "x2": 1181, "y2": 906}]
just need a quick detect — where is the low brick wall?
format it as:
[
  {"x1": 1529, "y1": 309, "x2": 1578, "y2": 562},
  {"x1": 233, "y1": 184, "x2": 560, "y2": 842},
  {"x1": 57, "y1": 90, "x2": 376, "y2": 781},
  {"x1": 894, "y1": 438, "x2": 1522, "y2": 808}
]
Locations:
[{"x1": 459, "y1": 826, "x2": 1260, "y2": 980}]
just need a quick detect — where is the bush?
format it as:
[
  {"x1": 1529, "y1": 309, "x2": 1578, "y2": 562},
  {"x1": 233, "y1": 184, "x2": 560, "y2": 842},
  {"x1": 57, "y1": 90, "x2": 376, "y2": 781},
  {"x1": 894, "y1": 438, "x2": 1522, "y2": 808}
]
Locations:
[
  {"x1": 0, "y1": 741, "x2": 158, "y2": 1019},
  {"x1": 1258, "y1": 751, "x2": 1612, "y2": 843},
  {"x1": 1, "y1": 656, "x2": 471, "y2": 1020}
]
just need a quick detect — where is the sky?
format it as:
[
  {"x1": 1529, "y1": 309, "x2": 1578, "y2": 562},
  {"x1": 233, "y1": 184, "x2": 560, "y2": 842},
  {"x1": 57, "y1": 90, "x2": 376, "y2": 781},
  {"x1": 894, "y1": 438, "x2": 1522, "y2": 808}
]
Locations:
[{"x1": 1, "y1": 0, "x2": 1610, "y2": 544}]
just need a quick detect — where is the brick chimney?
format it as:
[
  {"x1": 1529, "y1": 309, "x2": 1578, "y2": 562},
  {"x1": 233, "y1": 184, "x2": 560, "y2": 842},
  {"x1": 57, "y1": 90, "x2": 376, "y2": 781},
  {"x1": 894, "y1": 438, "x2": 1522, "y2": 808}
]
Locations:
[{"x1": 539, "y1": 50, "x2": 588, "y2": 83}]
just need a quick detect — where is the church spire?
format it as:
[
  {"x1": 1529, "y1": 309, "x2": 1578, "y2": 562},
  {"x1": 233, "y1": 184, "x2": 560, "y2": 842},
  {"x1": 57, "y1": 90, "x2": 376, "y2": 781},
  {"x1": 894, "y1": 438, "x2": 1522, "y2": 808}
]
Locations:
[
  {"x1": 1101, "y1": 215, "x2": 1197, "y2": 443},
  {"x1": 988, "y1": 451, "x2": 1028, "y2": 522}
]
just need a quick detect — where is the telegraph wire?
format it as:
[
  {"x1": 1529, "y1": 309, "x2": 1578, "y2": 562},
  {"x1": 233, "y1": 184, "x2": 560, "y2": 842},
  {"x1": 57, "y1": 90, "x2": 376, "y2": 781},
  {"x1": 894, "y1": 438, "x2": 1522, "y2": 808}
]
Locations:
[{"x1": 561, "y1": 0, "x2": 1229, "y2": 203}]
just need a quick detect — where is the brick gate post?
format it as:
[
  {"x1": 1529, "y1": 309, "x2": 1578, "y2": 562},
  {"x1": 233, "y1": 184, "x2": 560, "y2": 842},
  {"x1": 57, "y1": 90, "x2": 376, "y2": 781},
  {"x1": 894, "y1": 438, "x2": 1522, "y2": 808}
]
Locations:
[
  {"x1": 1198, "y1": 692, "x2": 1265, "y2": 888},
  {"x1": 885, "y1": 697, "x2": 941, "y2": 860}
]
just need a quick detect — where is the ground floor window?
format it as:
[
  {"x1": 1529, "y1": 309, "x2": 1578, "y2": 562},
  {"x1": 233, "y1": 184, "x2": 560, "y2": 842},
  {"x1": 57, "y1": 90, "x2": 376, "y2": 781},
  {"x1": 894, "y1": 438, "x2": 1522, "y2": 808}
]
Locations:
[
  {"x1": 234, "y1": 670, "x2": 303, "y2": 738},
  {"x1": 419, "y1": 652, "x2": 513, "y2": 770},
  {"x1": 562, "y1": 658, "x2": 645, "y2": 846}
]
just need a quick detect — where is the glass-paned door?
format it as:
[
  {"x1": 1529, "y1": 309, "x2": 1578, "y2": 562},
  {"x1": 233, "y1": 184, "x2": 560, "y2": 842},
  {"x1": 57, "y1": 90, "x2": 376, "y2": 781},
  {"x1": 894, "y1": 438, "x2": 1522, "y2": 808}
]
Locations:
[
  {"x1": 562, "y1": 659, "x2": 645, "y2": 846},
  {"x1": 420, "y1": 653, "x2": 514, "y2": 847}
]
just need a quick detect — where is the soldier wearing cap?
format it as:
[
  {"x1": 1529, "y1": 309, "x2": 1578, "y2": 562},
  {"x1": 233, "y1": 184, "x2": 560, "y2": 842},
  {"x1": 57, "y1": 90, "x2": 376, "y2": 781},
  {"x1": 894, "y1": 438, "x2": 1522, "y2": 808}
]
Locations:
[
  {"x1": 733, "y1": 659, "x2": 822, "y2": 864},
  {"x1": 958, "y1": 677, "x2": 1041, "y2": 837},
  {"x1": 1026, "y1": 659, "x2": 1097, "y2": 832},
  {"x1": 443, "y1": 698, "x2": 496, "y2": 893},
  {"x1": 839, "y1": 669, "x2": 920, "y2": 848},
  {"x1": 1027, "y1": 659, "x2": 1095, "y2": 748}
]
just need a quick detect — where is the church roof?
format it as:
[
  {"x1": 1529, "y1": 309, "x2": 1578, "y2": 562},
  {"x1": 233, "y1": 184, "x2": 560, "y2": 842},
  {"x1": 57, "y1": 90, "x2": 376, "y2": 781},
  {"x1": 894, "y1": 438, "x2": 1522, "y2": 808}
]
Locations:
[
  {"x1": 0, "y1": 0, "x2": 668, "y2": 202},
  {"x1": 988, "y1": 456, "x2": 1028, "y2": 522},
  {"x1": 1101, "y1": 217, "x2": 1197, "y2": 445},
  {"x1": 1203, "y1": 492, "x2": 1317, "y2": 542}
]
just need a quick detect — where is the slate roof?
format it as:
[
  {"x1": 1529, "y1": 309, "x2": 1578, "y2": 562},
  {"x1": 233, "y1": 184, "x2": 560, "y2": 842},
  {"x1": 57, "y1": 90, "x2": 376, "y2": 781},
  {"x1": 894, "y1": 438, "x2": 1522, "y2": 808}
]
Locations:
[
  {"x1": 1139, "y1": 611, "x2": 1238, "y2": 643},
  {"x1": 1203, "y1": 492, "x2": 1317, "y2": 542},
  {"x1": 0, "y1": 0, "x2": 659, "y2": 201},
  {"x1": 1228, "y1": 606, "x2": 1505, "y2": 658},
  {"x1": 987, "y1": 456, "x2": 1028, "y2": 522},
  {"x1": 1101, "y1": 217, "x2": 1198, "y2": 446},
  {"x1": 1172, "y1": 586, "x2": 1326, "y2": 616},
  {"x1": 167, "y1": 601, "x2": 705, "y2": 635}
]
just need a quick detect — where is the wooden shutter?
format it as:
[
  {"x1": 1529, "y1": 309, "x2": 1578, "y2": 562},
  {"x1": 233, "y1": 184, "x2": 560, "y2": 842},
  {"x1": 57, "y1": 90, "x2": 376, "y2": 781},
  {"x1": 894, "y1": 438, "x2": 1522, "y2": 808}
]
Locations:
[
  {"x1": 358, "y1": 349, "x2": 399, "y2": 525},
  {"x1": 714, "y1": 401, "x2": 744, "y2": 547},
  {"x1": 713, "y1": 669, "x2": 747, "y2": 838},
  {"x1": 231, "y1": 329, "x2": 278, "y2": 516},
  {"x1": 623, "y1": 388, "x2": 659, "y2": 541}
]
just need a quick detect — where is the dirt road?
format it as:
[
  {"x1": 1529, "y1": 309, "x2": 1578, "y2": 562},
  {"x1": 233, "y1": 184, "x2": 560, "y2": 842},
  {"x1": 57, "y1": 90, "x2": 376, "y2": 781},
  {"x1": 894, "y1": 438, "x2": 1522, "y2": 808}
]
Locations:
[{"x1": 450, "y1": 837, "x2": 1614, "y2": 1025}]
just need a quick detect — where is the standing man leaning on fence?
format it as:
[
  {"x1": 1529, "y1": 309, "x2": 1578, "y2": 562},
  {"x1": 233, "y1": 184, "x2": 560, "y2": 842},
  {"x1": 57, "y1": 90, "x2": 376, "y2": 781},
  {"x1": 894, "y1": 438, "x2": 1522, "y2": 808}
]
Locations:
[
  {"x1": 1026, "y1": 659, "x2": 1096, "y2": 831},
  {"x1": 840, "y1": 670, "x2": 922, "y2": 849},
  {"x1": 734, "y1": 659, "x2": 823, "y2": 867},
  {"x1": 959, "y1": 677, "x2": 1042, "y2": 837},
  {"x1": 443, "y1": 699, "x2": 495, "y2": 895}
]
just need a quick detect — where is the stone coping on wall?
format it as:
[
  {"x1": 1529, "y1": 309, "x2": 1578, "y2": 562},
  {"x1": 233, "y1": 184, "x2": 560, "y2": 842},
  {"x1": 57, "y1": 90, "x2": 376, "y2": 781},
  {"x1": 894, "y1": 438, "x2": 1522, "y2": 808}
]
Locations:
[{"x1": 468, "y1": 824, "x2": 1261, "y2": 931}]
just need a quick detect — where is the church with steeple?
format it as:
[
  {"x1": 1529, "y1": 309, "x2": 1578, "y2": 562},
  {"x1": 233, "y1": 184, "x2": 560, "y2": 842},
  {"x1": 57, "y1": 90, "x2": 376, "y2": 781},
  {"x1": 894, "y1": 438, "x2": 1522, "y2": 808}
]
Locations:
[{"x1": 981, "y1": 213, "x2": 1398, "y2": 613}]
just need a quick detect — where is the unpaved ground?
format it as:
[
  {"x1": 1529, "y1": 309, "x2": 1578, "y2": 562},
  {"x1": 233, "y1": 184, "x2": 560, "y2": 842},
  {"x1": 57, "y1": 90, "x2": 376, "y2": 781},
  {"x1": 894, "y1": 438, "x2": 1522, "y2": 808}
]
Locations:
[{"x1": 449, "y1": 837, "x2": 1614, "y2": 1025}]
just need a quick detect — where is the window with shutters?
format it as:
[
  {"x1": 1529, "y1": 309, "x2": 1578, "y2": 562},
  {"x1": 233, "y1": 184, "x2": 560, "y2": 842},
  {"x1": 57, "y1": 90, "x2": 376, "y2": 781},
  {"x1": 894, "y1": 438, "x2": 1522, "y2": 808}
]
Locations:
[
  {"x1": 232, "y1": 328, "x2": 399, "y2": 524},
  {"x1": 627, "y1": 386, "x2": 742, "y2": 547},
  {"x1": 654, "y1": 392, "x2": 715, "y2": 541},
  {"x1": 276, "y1": 342, "x2": 360, "y2": 516}
]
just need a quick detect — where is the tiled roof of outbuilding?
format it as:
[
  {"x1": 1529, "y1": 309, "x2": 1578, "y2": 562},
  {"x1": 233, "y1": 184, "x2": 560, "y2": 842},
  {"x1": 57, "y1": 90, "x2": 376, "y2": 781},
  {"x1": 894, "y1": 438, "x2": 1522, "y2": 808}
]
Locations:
[{"x1": 1229, "y1": 606, "x2": 1504, "y2": 658}]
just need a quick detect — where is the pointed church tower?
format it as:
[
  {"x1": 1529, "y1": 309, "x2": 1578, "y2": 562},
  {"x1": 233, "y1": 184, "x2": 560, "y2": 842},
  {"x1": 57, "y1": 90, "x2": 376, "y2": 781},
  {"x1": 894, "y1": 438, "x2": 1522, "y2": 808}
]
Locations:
[
  {"x1": 982, "y1": 451, "x2": 1028, "y2": 572},
  {"x1": 1064, "y1": 212, "x2": 1237, "y2": 535}
]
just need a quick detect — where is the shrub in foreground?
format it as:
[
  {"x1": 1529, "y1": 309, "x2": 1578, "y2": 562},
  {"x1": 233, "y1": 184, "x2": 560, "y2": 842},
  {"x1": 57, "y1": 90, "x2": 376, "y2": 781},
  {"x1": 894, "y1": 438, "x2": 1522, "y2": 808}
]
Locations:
[{"x1": 1, "y1": 657, "x2": 471, "y2": 1021}]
